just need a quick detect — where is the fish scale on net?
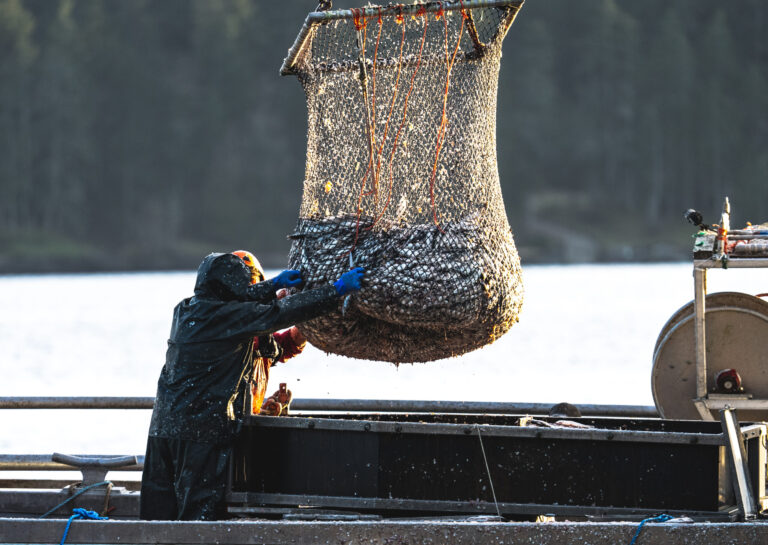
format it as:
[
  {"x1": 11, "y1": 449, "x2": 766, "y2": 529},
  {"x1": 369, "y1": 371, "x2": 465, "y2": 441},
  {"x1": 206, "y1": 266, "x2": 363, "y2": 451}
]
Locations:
[{"x1": 288, "y1": 211, "x2": 521, "y2": 362}]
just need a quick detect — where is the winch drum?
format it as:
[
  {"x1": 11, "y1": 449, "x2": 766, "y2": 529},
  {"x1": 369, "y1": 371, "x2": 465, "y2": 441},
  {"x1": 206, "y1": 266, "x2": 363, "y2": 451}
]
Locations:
[{"x1": 652, "y1": 292, "x2": 768, "y2": 421}]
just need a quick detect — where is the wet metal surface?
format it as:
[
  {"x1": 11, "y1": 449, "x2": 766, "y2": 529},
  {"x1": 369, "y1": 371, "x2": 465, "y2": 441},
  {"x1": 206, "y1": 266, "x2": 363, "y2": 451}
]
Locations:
[
  {"x1": 2, "y1": 518, "x2": 768, "y2": 545},
  {"x1": 232, "y1": 414, "x2": 761, "y2": 518}
]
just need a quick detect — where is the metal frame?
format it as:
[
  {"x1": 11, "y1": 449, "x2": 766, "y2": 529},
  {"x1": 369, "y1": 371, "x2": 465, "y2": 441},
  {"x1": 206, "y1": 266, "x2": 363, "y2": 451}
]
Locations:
[
  {"x1": 226, "y1": 491, "x2": 738, "y2": 521},
  {"x1": 691, "y1": 257, "x2": 768, "y2": 420},
  {"x1": 720, "y1": 409, "x2": 758, "y2": 519},
  {"x1": 279, "y1": 0, "x2": 524, "y2": 75},
  {"x1": 246, "y1": 413, "x2": 723, "y2": 445}
]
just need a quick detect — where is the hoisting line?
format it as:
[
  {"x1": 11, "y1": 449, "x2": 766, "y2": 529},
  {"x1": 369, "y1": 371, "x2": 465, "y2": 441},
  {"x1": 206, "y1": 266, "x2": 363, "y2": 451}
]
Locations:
[{"x1": 475, "y1": 424, "x2": 501, "y2": 517}]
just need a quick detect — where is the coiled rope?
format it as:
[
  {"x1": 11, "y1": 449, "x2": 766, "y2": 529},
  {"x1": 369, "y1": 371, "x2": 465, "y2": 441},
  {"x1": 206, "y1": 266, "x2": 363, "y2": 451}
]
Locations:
[
  {"x1": 628, "y1": 513, "x2": 673, "y2": 544},
  {"x1": 58, "y1": 508, "x2": 108, "y2": 545}
]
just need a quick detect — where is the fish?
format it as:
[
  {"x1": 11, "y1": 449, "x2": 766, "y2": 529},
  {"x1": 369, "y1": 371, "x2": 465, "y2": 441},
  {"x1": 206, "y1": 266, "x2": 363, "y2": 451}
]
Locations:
[{"x1": 286, "y1": 212, "x2": 524, "y2": 363}]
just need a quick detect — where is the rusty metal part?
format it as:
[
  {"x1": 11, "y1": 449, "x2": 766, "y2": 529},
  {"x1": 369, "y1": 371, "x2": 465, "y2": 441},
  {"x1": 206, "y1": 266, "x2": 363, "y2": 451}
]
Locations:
[
  {"x1": 280, "y1": 0, "x2": 524, "y2": 75},
  {"x1": 261, "y1": 384, "x2": 293, "y2": 416},
  {"x1": 260, "y1": 399, "x2": 283, "y2": 417}
]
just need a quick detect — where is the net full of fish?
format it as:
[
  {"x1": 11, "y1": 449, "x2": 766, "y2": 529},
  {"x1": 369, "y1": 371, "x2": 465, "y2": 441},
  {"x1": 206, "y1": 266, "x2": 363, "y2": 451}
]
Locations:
[
  {"x1": 288, "y1": 213, "x2": 523, "y2": 363},
  {"x1": 282, "y1": 2, "x2": 526, "y2": 363}
]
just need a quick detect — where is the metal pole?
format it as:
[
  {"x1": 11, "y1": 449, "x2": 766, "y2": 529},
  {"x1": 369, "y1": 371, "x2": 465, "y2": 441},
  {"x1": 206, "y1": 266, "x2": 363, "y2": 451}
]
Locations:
[
  {"x1": 0, "y1": 455, "x2": 144, "y2": 471},
  {"x1": 0, "y1": 397, "x2": 155, "y2": 409},
  {"x1": 720, "y1": 408, "x2": 757, "y2": 520},
  {"x1": 693, "y1": 266, "x2": 712, "y2": 420},
  {"x1": 694, "y1": 257, "x2": 768, "y2": 269},
  {"x1": 305, "y1": 0, "x2": 522, "y2": 23},
  {"x1": 0, "y1": 397, "x2": 659, "y2": 417},
  {"x1": 289, "y1": 399, "x2": 658, "y2": 417}
]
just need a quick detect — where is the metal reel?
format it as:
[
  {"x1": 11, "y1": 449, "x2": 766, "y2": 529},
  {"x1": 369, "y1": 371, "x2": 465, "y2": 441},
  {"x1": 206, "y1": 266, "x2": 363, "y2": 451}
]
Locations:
[{"x1": 652, "y1": 292, "x2": 768, "y2": 421}]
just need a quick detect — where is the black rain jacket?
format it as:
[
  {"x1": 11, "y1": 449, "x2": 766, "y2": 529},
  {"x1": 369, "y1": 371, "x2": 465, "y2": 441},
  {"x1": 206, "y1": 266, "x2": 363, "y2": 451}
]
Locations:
[{"x1": 148, "y1": 253, "x2": 338, "y2": 444}]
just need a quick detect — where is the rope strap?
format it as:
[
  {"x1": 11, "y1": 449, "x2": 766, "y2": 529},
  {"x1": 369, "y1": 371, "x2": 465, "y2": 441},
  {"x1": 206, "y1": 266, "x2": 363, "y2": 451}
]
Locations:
[
  {"x1": 59, "y1": 508, "x2": 108, "y2": 545},
  {"x1": 628, "y1": 513, "x2": 673, "y2": 545},
  {"x1": 39, "y1": 480, "x2": 112, "y2": 519}
]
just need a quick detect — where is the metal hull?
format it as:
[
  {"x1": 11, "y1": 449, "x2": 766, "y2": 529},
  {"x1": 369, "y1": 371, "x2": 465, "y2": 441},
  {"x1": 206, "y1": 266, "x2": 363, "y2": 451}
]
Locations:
[
  {"x1": 2, "y1": 402, "x2": 766, "y2": 544},
  {"x1": 230, "y1": 413, "x2": 767, "y2": 520}
]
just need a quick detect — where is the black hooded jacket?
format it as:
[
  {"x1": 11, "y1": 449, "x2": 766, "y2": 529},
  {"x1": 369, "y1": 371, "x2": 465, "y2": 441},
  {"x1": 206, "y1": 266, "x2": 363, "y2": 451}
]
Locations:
[{"x1": 148, "y1": 253, "x2": 338, "y2": 444}]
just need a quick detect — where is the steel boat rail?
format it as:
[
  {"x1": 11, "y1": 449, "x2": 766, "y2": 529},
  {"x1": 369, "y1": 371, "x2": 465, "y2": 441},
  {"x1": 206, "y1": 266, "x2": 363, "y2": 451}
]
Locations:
[
  {"x1": 0, "y1": 396, "x2": 659, "y2": 417},
  {"x1": 2, "y1": 399, "x2": 766, "y2": 544}
]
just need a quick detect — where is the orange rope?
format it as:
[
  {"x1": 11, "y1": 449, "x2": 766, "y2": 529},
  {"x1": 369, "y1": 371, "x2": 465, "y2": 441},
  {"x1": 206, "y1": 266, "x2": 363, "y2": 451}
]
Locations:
[
  {"x1": 370, "y1": 9, "x2": 397, "y2": 201},
  {"x1": 370, "y1": 8, "x2": 408, "y2": 228},
  {"x1": 351, "y1": 7, "x2": 375, "y2": 201},
  {"x1": 349, "y1": 4, "x2": 464, "y2": 253},
  {"x1": 372, "y1": 6, "x2": 429, "y2": 226},
  {"x1": 352, "y1": 7, "x2": 367, "y2": 30},
  {"x1": 352, "y1": 8, "x2": 372, "y2": 250},
  {"x1": 363, "y1": 8, "x2": 385, "y2": 199},
  {"x1": 428, "y1": 4, "x2": 467, "y2": 230},
  {"x1": 351, "y1": 8, "x2": 385, "y2": 252}
]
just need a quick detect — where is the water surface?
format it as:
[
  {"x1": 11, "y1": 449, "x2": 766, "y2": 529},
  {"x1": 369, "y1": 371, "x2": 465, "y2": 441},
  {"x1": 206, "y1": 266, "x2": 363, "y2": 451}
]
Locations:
[{"x1": 2, "y1": 263, "x2": 766, "y2": 457}]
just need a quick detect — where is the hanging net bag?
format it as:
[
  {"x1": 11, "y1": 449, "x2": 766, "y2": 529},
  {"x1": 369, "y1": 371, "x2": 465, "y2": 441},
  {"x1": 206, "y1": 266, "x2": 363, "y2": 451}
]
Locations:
[{"x1": 283, "y1": 0, "x2": 525, "y2": 363}]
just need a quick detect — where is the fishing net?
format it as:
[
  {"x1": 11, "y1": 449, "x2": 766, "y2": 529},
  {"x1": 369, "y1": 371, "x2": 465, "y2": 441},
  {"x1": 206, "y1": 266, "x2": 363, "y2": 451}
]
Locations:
[{"x1": 283, "y1": 1, "x2": 525, "y2": 363}]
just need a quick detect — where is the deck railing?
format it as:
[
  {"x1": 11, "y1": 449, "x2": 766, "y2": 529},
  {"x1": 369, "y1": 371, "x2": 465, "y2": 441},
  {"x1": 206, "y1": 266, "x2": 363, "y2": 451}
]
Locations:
[
  {"x1": 0, "y1": 397, "x2": 657, "y2": 472},
  {"x1": 0, "y1": 396, "x2": 658, "y2": 417}
]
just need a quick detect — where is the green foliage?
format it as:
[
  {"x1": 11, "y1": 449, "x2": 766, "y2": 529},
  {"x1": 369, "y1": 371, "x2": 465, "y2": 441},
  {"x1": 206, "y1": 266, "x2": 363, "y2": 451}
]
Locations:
[
  {"x1": 0, "y1": 0, "x2": 37, "y2": 64},
  {"x1": 0, "y1": 0, "x2": 766, "y2": 270}
]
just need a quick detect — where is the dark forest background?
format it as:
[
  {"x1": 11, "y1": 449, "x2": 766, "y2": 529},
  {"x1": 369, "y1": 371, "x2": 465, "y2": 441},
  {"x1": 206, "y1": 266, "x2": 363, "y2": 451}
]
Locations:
[{"x1": 1, "y1": 0, "x2": 766, "y2": 273}]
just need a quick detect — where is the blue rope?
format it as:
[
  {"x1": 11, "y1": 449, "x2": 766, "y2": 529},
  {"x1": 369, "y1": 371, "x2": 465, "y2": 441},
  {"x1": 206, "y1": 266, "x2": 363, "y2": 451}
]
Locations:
[
  {"x1": 39, "y1": 480, "x2": 111, "y2": 519},
  {"x1": 628, "y1": 513, "x2": 673, "y2": 545},
  {"x1": 59, "y1": 508, "x2": 108, "y2": 545}
]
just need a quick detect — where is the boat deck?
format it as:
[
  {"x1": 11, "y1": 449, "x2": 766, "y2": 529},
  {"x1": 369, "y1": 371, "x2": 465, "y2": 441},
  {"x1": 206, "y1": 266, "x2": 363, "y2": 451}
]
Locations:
[
  {"x1": 2, "y1": 517, "x2": 768, "y2": 545},
  {"x1": 2, "y1": 398, "x2": 767, "y2": 543}
]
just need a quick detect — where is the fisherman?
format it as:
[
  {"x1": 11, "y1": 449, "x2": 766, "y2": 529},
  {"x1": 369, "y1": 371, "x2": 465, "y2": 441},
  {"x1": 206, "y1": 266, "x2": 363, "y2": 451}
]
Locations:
[
  {"x1": 139, "y1": 251, "x2": 364, "y2": 520},
  {"x1": 232, "y1": 250, "x2": 307, "y2": 414}
]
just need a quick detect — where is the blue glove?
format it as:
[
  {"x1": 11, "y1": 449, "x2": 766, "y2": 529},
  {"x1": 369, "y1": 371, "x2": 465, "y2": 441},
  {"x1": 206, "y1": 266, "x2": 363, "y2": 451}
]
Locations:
[
  {"x1": 334, "y1": 267, "x2": 365, "y2": 296},
  {"x1": 272, "y1": 269, "x2": 303, "y2": 289}
]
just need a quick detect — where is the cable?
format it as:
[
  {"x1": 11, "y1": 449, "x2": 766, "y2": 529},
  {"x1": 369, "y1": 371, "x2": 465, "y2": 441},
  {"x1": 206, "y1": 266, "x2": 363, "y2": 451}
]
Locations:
[
  {"x1": 39, "y1": 480, "x2": 112, "y2": 519},
  {"x1": 475, "y1": 425, "x2": 501, "y2": 517}
]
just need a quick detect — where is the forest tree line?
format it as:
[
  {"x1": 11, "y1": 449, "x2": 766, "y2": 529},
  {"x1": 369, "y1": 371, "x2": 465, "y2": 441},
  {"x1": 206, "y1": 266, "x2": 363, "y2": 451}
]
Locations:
[{"x1": 1, "y1": 0, "x2": 766, "y2": 272}]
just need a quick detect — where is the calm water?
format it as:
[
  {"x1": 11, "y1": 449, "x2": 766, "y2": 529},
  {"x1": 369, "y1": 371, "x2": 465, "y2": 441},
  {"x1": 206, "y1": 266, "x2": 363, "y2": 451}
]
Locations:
[{"x1": 2, "y1": 263, "x2": 767, "y2": 461}]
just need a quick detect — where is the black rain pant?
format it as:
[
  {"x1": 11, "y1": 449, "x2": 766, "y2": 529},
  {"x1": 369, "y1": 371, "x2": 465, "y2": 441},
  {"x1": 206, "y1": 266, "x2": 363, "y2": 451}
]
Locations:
[{"x1": 139, "y1": 436, "x2": 230, "y2": 520}]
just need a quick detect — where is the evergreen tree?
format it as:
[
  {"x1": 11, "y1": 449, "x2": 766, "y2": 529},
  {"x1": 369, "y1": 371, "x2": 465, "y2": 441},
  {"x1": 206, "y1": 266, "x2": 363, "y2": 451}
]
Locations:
[{"x1": 0, "y1": 0, "x2": 37, "y2": 231}]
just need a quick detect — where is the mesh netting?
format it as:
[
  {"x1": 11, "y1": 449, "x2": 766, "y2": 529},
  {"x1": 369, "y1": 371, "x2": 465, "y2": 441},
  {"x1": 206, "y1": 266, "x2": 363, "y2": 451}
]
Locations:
[{"x1": 284, "y1": 1, "x2": 525, "y2": 363}]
